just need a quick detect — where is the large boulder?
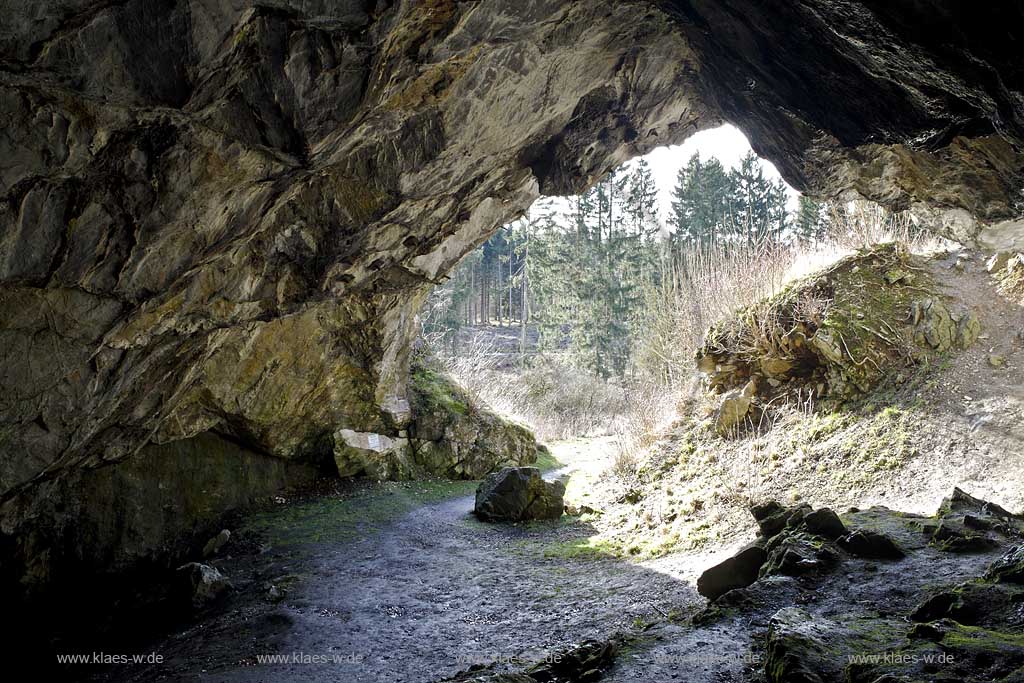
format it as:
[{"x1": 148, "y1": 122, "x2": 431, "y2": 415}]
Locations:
[
  {"x1": 697, "y1": 245, "x2": 980, "y2": 407},
  {"x1": 474, "y1": 467, "x2": 565, "y2": 523},
  {"x1": 332, "y1": 361, "x2": 542, "y2": 480},
  {"x1": 801, "y1": 508, "x2": 848, "y2": 541},
  {"x1": 837, "y1": 529, "x2": 906, "y2": 559},
  {"x1": 764, "y1": 608, "x2": 835, "y2": 683},
  {"x1": 751, "y1": 501, "x2": 802, "y2": 539},
  {"x1": 697, "y1": 542, "x2": 768, "y2": 600},
  {"x1": 714, "y1": 379, "x2": 757, "y2": 435},
  {"x1": 911, "y1": 297, "x2": 982, "y2": 352},
  {"x1": 407, "y1": 362, "x2": 542, "y2": 480},
  {"x1": 333, "y1": 428, "x2": 415, "y2": 480},
  {"x1": 761, "y1": 530, "x2": 840, "y2": 578},
  {"x1": 987, "y1": 546, "x2": 1024, "y2": 583}
]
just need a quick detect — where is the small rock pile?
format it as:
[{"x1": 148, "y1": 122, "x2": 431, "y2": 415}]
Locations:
[{"x1": 697, "y1": 500, "x2": 904, "y2": 601}]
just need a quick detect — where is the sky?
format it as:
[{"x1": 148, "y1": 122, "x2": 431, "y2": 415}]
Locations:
[{"x1": 531, "y1": 123, "x2": 800, "y2": 227}]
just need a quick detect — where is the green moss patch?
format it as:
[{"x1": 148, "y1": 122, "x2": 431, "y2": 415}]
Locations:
[
  {"x1": 542, "y1": 535, "x2": 626, "y2": 561},
  {"x1": 242, "y1": 479, "x2": 477, "y2": 548},
  {"x1": 410, "y1": 363, "x2": 471, "y2": 415},
  {"x1": 534, "y1": 447, "x2": 566, "y2": 472}
]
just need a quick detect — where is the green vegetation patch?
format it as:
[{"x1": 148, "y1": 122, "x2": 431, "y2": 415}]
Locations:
[
  {"x1": 409, "y1": 362, "x2": 471, "y2": 415},
  {"x1": 242, "y1": 479, "x2": 477, "y2": 548},
  {"x1": 534, "y1": 447, "x2": 566, "y2": 472},
  {"x1": 942, "y1": 622, "x2": 1024, "y2": 652},
  {"x1": 542, "y1": 535, "x2": 626, "y2": 561}
]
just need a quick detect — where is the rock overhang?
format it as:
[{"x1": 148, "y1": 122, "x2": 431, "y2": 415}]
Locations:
[{"x1": 0, "y1": 0, "x2": 1023, "y2": 593}]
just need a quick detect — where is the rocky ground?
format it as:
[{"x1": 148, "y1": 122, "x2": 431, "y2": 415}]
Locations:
[
  {"x1": 71, "y1": 444, "x2": 698, "y2": 683},
  {"x1": 49, "y1": 245, "x2": 1024, "y2": 683},
  {"x1": 65, "y1": 443, "x2": 1024, "y2": 683},
  {"x1": 604, "y1": 490, "x2": 1024, "y2": 683}
]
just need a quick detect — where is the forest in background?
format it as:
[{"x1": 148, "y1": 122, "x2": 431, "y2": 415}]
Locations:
[
  {"x1": 419, "y1": 151, "x2": 858, "y2": 381},
  {"x1": 418, "y1": 149, "x2": 927, "y2": 447}
]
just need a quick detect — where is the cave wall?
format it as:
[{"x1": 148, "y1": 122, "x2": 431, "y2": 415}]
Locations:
[
  {"x1": 1, "y1": 0, "x2": 1022, "y2": 593},
  {"x1": 663, "y1": 0, "x2": 1024, "y2": 245}
]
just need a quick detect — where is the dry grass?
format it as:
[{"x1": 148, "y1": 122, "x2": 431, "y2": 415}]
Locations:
[
  {"x1": 634, "y1": 240, "x2": 793, "y2": 386},
  {"x1": 634, "y1": 201, "x2": 949, "y2": 388},
  {"x1": 996, "y1": 260, "x2": 1024, "y2": 305},
  {"x1": 422, "y1": 200, "x2": 953, "y2": 489},
  {"x1": 436, "y1": 342, "x2": 628, "y2": 440}
]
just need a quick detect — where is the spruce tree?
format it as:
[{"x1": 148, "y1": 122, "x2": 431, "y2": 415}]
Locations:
[{"x1": 795, "y1": 195, "x2": 825, "y2": 244}]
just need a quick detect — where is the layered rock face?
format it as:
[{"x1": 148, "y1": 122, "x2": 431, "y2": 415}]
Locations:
[
  {"x1": 1, "y1": 1, "x2": 1023, "y2": 592},
  {"x1": 665, "y1": 0, "x2": 1024, "y2": 247}
]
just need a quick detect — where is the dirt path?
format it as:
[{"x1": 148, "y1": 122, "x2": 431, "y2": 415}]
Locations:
[{"x1": 98, "y1": 441, "x2": 701, "y2": 683}]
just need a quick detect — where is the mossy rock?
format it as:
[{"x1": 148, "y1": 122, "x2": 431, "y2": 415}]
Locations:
[
  {"x1": 697, "y1": 244, "x2": 979, "y2": 411},
  {"x1": 409, "y1": 362, "x2": 472, "y2": 417},
  {"x1": 765, "y1": 608, "x2": 914, "y2": 683},
  {"x1": 404, "y1": 356, "x2": 541, "y2": 479}
]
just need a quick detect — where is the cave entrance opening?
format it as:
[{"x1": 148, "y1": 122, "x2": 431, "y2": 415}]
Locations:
[
  {"x1": 416, "y1": 122, "x2": 933, "y2": 452},
  {"x1": 416, "y1": 124, "x2": 798, "y2": 442}
]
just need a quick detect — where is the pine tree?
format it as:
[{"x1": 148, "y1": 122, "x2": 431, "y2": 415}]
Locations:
[
  {"x1": 795, "y1": 195, "x2": 826, "y2": 244},
  {"x1": 669, "y1": 152, "x2": 734, "y2": 248},
  {"x1": 731, "y1": 151, "x2": 767, "y2": 244},
  {"x1": 422, "y1": 148, "x2": 797, "y2": 381}
]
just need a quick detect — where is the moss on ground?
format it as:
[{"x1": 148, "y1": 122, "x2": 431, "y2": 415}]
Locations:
[
  {"x1": 542, "y1": 535, "x2": 626, "y2": 561},
  {"x1": 534, "y1": 448, "x2": 565, "y2": 472},
  {"x1": 943, "y1": 622, "x2": 1024, "y2": 651},
  {"x1": 410, "y1": 363, "x2": 471, "y2": 415},
  {"x1": 242, "y1": 479, "x2": 477, "y2": 547}
]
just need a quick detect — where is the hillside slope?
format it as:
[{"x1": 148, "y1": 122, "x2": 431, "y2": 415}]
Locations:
[{"x1": 564, "y1": 246, "x2": 1024, "y2": 560}]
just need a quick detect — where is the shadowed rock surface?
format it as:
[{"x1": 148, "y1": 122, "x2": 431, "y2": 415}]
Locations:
[
  {"x1": 2, "y1": 0, "x2": 1024, "y2": 602},
  {"x1": 474, "y1": 467, "x2": 565, "y2": 523},
  {"x1": 644, "y1": 490, "x2": 1024, "y2": 683}
]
